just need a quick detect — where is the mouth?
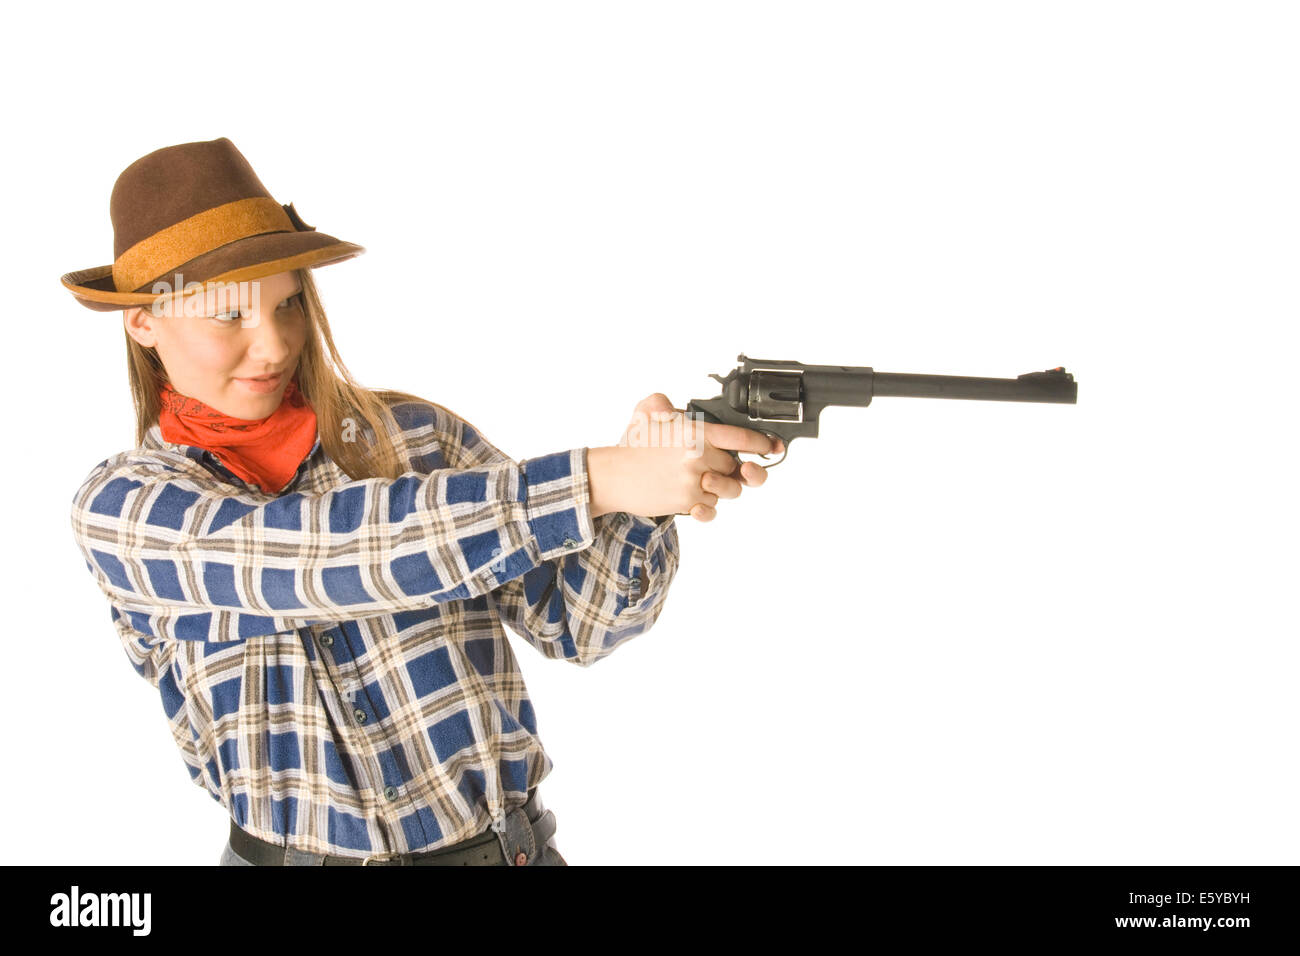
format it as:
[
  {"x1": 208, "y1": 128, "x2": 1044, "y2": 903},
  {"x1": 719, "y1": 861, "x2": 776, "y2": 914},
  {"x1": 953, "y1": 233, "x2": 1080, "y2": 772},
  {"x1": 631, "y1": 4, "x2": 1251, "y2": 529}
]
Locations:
[{"x1": 234, "y1": 371, "x2": 286, "y2": 392}]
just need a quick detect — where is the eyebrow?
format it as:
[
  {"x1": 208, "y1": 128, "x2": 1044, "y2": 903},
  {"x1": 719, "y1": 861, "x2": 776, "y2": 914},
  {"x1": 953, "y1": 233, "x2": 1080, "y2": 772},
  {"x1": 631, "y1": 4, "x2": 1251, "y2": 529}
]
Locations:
[{"x1": 208, "y1": 287, "x2": 302, "y2": 313}]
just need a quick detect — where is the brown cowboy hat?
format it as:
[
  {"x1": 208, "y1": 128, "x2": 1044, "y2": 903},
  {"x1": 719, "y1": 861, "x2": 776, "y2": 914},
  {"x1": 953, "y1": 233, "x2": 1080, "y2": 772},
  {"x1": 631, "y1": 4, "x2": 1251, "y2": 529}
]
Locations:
[{"x1": 60, "y1": 137, "x2": 365, "y2": 313}]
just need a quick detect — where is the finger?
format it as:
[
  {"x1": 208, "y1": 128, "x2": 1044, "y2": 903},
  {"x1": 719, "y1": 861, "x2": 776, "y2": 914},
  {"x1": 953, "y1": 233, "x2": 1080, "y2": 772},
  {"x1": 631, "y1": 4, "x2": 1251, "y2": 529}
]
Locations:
[
  {"x1": 690, "y1": 503, "x2": 717, "y2": 522},
  {"x1": 700, "y1": 422, "x2": 781, "y2": 455},
  {"x1": 701, "y1": 445, "x2": 739, "y2": 476},
  {"x1": 702, "y1": 471, "x2": 744, "y2": 500},
  {"x1": 738, "y1": 460, "x2": 768, "y2": 486}
]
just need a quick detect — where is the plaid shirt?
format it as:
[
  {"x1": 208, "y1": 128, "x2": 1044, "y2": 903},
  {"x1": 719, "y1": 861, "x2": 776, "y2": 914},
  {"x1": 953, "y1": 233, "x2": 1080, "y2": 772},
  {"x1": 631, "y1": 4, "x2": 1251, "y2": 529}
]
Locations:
[{"x1": 69, "y1": 398, "x2": 679, "y2": 858}]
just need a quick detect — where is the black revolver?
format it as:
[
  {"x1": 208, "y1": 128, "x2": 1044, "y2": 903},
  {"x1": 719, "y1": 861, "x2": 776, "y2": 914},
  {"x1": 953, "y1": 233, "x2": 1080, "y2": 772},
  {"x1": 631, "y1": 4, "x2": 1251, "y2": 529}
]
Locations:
[{"x1": 686, "y1": 354, "x2": 1078, "y2": 469}]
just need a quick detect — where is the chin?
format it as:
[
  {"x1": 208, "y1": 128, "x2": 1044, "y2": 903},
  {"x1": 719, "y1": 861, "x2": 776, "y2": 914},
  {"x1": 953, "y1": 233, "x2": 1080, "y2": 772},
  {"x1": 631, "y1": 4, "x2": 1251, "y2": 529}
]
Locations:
[{"x1": 227, "y1": 387, "x2": 287, "y2": 420}]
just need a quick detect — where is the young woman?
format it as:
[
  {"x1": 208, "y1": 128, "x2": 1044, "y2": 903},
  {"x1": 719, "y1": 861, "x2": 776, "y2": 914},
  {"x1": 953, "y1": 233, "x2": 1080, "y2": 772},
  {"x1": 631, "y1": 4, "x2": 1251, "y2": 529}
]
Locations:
[{"x1": 63, "y1": 137, "x2": 779, "y2": 866}]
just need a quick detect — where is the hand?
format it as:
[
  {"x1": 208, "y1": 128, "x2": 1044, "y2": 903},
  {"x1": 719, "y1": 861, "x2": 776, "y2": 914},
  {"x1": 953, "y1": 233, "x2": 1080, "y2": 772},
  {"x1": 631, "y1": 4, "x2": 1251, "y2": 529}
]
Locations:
[{"x1": 594, "y1": 392, "x2": 783, "y2": 522}]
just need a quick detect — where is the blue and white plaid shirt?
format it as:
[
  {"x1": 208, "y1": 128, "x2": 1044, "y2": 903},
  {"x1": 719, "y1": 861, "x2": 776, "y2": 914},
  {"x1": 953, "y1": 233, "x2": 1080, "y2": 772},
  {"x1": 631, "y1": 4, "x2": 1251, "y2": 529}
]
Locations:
[{"x1": 69, "y1": 398, "x2": 679, "y2": 858}]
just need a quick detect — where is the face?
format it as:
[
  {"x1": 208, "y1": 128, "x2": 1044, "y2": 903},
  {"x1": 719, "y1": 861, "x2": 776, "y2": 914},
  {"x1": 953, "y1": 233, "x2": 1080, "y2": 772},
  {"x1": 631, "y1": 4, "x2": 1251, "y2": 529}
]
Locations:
[{"x1": 124, "y1": 271, "x2": 307, "y2": 420}]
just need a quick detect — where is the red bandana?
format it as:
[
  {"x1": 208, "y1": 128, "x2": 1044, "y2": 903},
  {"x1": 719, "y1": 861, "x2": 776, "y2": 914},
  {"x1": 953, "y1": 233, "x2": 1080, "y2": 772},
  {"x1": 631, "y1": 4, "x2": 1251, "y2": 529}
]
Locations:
[{"x1": 157, "y1": 377, "x2": 319, "y2": 493}]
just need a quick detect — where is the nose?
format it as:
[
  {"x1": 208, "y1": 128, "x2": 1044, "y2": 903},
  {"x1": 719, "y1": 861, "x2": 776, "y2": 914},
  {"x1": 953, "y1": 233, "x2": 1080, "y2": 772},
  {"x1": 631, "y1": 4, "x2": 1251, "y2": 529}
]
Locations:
[{"x1": 243, "y1": 302, "x2": 293, "y2": 367}]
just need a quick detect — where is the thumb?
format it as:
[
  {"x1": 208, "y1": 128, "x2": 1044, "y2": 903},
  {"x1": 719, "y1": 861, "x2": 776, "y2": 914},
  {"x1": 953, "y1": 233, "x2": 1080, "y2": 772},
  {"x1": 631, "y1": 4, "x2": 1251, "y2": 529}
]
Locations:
[{"x1": 633, "y1": 392, "x2": 678, "y2": 423}]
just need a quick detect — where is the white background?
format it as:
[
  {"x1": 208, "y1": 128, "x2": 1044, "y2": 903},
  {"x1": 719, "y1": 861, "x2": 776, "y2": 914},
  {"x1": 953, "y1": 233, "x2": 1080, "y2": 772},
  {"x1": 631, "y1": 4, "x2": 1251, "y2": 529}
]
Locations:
[{"x1": 5, "y1": 1, "x2": 1295, "y2": 865}]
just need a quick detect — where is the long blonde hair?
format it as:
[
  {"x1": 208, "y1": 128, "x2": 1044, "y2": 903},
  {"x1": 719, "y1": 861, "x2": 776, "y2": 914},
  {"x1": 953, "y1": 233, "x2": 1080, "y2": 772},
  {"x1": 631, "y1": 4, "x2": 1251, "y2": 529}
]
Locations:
[{"x1": 125, "y1": 267, "x2": 433, "y2": 481}]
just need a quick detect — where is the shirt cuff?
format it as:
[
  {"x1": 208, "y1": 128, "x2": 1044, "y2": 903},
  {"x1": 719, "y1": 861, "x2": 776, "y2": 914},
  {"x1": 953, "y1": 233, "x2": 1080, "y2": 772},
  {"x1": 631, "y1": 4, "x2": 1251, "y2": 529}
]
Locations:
[
  {"x1": 592, "y1": 510, "x2": 678, "y2": 604},
  {"x1": 519, "y1": 448, "x2": 597, "y2": 561}
]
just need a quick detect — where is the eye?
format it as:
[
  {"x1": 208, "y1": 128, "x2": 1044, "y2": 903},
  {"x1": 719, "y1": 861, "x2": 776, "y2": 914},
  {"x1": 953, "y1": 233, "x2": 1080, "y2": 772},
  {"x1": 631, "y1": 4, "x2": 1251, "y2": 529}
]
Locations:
[
  {"x1": 209, "y1": 310, "x2": 244, "y2": 324},
  {"x1": 277, "y1": 292, "x2": 303, "y2": 310}
]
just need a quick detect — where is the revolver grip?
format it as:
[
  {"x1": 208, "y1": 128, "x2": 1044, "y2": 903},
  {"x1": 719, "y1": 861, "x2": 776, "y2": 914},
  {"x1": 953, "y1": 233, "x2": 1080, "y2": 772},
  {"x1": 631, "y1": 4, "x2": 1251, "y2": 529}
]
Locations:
[{"x1": 685, "y1": 400, "x2": 791, "y2": 471}]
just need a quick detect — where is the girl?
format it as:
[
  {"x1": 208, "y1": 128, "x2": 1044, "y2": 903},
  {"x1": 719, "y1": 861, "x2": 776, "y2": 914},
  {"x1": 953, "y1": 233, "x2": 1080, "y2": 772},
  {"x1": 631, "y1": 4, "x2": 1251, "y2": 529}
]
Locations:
[{"x1": 62, "y1": 137, "x2": 778, "y2": 865}]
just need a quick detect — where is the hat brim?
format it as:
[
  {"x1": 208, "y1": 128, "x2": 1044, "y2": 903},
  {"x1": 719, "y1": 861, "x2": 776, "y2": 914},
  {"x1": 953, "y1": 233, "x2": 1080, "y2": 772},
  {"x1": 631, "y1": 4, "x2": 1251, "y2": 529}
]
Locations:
[{"x1": 61, "y1": 229, "x2": 365, "y2": 313}]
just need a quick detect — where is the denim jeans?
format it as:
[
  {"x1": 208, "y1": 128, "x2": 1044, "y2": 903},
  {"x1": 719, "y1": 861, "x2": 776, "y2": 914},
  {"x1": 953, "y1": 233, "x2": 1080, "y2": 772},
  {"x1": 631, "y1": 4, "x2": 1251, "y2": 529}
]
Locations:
[{"x1": 218, "y1": 796, "x2": 567, "y2": 866}]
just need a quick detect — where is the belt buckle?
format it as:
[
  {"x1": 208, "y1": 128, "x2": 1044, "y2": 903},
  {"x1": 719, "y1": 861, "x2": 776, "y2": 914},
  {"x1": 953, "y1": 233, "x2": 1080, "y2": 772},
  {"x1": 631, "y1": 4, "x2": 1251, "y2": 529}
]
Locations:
[{"x1": 361, "y1": 851, "x2": 407, "y2": 866}]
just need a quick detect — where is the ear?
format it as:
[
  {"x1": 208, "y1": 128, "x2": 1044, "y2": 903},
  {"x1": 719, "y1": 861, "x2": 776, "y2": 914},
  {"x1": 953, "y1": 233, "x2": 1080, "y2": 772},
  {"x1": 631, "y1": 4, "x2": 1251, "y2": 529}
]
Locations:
[{"x1": 123, "y1": 306, "x2": 160, "y2": 348}]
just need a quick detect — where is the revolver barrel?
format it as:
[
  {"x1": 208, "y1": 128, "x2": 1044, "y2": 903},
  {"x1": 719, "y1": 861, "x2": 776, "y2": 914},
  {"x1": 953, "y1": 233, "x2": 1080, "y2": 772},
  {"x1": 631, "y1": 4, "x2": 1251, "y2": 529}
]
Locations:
[{"x1": 872, "y1": 367, "x2": 1077, "y2": 404}]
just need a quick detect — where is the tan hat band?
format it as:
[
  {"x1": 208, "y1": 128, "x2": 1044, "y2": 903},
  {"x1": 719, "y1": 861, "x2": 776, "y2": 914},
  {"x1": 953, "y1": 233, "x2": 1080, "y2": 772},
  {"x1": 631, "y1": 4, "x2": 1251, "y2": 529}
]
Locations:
[{"x1": 112, "y1": 196, "x2": 295, "y2": 293}]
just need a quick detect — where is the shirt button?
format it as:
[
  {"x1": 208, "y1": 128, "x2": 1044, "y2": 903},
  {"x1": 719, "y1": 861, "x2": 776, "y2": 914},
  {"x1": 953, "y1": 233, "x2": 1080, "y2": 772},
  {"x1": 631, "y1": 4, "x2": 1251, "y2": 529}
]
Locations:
[
  {"x1": 319, "y1": 633, "x2": 334, "y2": 647},
  {"x1": 562, "y1": 537, "x2": 580, "y2": 550},
  {"x1": 384, "y1": 786, "x2": 398, "y2": 801},
  {"x1": 515, "y1": 851, "x2": 528, "y2": 866},
  {"x1": 353, "y1": 708, "x2": 367, "y2": 724}
]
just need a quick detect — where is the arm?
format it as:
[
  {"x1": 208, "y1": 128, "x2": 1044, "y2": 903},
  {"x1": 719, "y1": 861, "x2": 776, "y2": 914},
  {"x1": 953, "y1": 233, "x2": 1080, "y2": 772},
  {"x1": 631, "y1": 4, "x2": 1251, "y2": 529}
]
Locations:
[
  {"x1": 445, "y1": 409, "x2": 680, "y2": 667},
  {"x1": 69, "y1": 405, "x2": 595, "y2": 644}
]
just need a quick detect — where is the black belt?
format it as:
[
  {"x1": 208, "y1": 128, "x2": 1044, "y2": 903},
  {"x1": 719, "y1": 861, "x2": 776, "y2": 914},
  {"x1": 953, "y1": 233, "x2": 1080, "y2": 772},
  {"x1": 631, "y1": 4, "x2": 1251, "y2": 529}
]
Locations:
[{"x1": 228, "y1": 788, "x2": 556, "y2": 866}]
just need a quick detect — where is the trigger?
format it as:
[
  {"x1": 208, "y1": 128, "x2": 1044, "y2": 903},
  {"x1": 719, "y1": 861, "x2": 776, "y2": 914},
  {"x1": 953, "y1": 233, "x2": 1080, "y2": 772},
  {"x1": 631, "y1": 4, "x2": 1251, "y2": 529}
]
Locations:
[
  {"x1": 742, "y1": 434, "x2": 789, "y2": 470},
  {"x1": 761, "y1": 432, "x2": 789, "y2": 468},
  {"x1": 759, "y1": 444, "x2": 790, "y2": 469}
]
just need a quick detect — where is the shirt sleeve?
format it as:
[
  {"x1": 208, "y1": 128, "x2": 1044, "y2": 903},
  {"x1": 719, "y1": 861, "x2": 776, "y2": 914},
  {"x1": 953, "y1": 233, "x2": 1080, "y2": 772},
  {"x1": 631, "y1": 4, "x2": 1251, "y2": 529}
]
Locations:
[
  {"x1": 69, "y1": 414, "x2": 599, "y2": 644},
  {"x1": 442, "y1": 408, "x2": 681, "y2": 667}
]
